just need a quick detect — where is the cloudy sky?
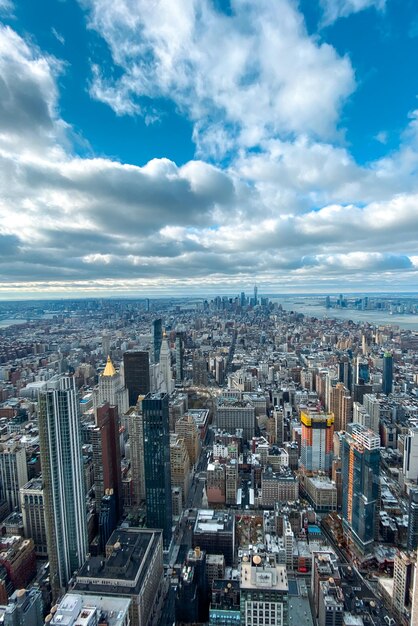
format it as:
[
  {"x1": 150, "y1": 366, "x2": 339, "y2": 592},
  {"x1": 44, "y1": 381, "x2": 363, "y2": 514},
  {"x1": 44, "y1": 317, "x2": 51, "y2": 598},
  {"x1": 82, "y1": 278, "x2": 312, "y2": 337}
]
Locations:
[{"x1": 1, "y1": 0, "x2": 418, "y2": 298}]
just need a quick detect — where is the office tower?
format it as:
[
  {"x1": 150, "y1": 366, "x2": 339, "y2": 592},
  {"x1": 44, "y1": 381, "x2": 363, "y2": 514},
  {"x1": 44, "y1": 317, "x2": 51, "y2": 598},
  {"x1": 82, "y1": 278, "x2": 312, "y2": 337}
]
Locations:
[
  {"x1": 403, "y1": 428, "x2": 418, "y2": 482},
  {"x1": 362, "y1": 393, "x2": 381, "y2": 434},
  {"x1": 123, "y1": 351, "x2": 150, "y2": 406},
  {"x1": 176, "y1": 548, "x2": 208, "y2": 624},
  {"x1": 0, "y1": 441, "x2": 28, "y2": 511},
  {"x1": 193, "y1": 352, "x2": 208, "y2": 386},
  {"x1": 97, "y1": 356, "x2": 129, "y2": 415},
  {"x1": 329, "y1": 382, "x2": 352, "y2": 431},
  {"x1": 159, "y1": 333, "x2": 173, "y2": 394},
  {"x1": 341, "y1": 423, "x2": 380, "y2": 554},
  {"x1": 253, "y1": 284, "x2": 258, "y2": 306},
  {"x1": 3, "y1": 588, "x2": 43, "y2": 626},
  {"x1": 318, "y1": 579, "x2": 344, "y2": 626},
  {"x1": 74, "y1": 528, "x2": 163, "y2": 626},
  {"x1": 216, "y1": 397, "x2": 256, "y2": 441},
  {"x1": 338, "y1": 357, "x2": 352, "y2": 392},
  {"x1": 300, "y1": 410, "x2": 334, "y2": 474},
  {"x1": 392, "y1": 551, "x2": 416, "y2": 619},
  {"x1": 169, "y1": 433, "x2": 190, "y2": 506},
  {"x1": 225, "y1": 459, "x2": 238, "y2": 505},
  {"x1": 153, "y1": 318, "x2": 162, "y2": 363},
  {"x1": 355, "y1": 356, "x2": 370, "y2": 384},
  {"x1": 175, "y1": 413, "x2": 200, "y2": 466},
  {"x1": 193, "y1": 510, "x2": 235, "y2": 565},
  {"x1": 38, "y1": 375, "x2": 88, "y2": 594},
  {"x1": 240, "y1": 552, "x2": 288, "y2": 626},
  {"x1": 407, "y1": 489, "x2": 418, "y2": 551},
  {"x1": 240, "y1": 291, "x2": 246, "y2": 307},
  {"x1": 215, "y1": 356, "x2": 224, "y2": 385},
  {"x1": 92, "y1": 403, "x2": 122, "y2": 518},
  {"x1": 127, "y1": 407, "x2": 146, "y2": 506},
  {"x1": 382, "y1": 351, "x2": 393, "y2": 395},
  {"x1": 20, "y1": 477, "x2": 47, "y2": 557},
  {"x1": 175, "y1": 332, "x2": 184, "y2": 383},
  {"x1": 98, "y1": 491, "x2": 117, "y2": 553},
  {"x1": 101, "y1": 332, "x2": 111, "y2": 358},
  {"x1": 142, "y1": 393, "x2": 172, "y2": 549}
]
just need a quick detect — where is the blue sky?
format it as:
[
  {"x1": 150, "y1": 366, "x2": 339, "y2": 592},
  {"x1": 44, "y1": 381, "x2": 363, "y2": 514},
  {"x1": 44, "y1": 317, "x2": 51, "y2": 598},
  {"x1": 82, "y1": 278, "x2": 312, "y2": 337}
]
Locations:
[{"x1": 1, "y1": 0, "x2": 418, "y2": 297}]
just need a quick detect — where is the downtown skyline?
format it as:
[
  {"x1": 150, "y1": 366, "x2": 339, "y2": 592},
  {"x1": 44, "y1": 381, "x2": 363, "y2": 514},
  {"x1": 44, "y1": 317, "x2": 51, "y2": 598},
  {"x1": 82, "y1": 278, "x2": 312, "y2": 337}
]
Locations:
[{"x1": 1, "y1": 0, "x2": 418, "y2": 298}]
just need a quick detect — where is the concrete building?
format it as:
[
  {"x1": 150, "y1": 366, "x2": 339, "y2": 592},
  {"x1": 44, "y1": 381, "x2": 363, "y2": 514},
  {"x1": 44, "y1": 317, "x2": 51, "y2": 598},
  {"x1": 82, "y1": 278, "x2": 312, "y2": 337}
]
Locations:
[
  {"x1": 318, "y1": 579, "x2": 344, "y2": 626},
  {"x1": 49, "y1": 593, "x2": 130, "y2": 626},
  {"x1": 207, "y1": 461, "x2": 225, "y2": 505},
  {"x1": 2, "y1": 588, "x2": 43, "y2": 626},
  {"x1": 216, "y1": 398, "x2": 255, "y2": 442},
  {"x1": 403, "y1": 427, "x2": 418, "y2": 482},
  {"x1": 193, "y1": 510, "x2": 235, "y2": 565},
  {"x1": 329, "y1": 383, "x2": 352, "y2": 432},
  {"x1": 73, "y1": 528, "x2": 163, "y2": 626},
  {"x1": 175, "y1": 413, "x2": 201, "y2": 467},
  {"x1": 392, "y1": 551, "x2": 415, "y2": 620},
  {"x1": 303, "y1": 476, "x2": 338, "y2": 512},
  {"x1": 260, "y1": 467, "x2": 299, "y2": 508},
  {"x1": 126, "y1": 407, "x2": 145, "y2": 507},
  {"x1": 19, "y1": 478, "x2": 47, "y2": 557},
  {"x1": 169, "y1": 433, "x2": 190, "y2": 506},
  {"x1": 0, "y1": 442, "x2": 28, "y2": 512},
  {"x1": 240, "y1": 552, "x2": 288, "y2": 626}
]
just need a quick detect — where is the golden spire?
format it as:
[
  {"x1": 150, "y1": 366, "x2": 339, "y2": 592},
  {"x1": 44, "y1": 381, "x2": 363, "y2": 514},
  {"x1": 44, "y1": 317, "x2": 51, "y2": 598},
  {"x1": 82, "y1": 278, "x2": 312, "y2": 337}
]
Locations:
[{"x1": 102, "y1": 355, "x2": 116, "y2": 377}]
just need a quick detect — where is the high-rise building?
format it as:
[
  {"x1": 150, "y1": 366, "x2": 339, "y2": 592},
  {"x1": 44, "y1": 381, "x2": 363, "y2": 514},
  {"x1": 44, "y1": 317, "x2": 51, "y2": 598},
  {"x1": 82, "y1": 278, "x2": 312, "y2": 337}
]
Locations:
[
  {"x1": 0, "y1": 441, "x2": 28, "y2": 511},
  {"x1": 92, "y1": 403, "x2": 122, "y2": 518},
  {"x1": 175, "y1": 333, "x2": 184, "y2": 383},
  {"x1": 169, "y1": 433, "x2": 190, "y2": 506},
  {"x1": 355, "y1": 356, "x2": 369, "y2": 384},
  {"x1": 300, "y1": 410, "x2": 334, "y2": 474},
  {"x1": 338, "y1": 357, "x2": 352, "y2": 392},
  {"x1": 3, "y1": 588, "x2": 43, "y2": 626},
  {"x1": 193, "y1": 352, "x2": 208, "y2": 386},
  {"x1": 175, "y1": 413, "x2": 201, "y2": 467},
  {"x1": 153, "y1": 318, "x2": 163, "y2": 363},
  {"x1": 318, "y1": 579, "x2": 344, "y2": 626},
  {"x1": 382, "y1": 351, "x2": 393, "y2": 395},
  {"x1": 159, "y1": 333, "x2": 173, "y2": 394},
  {"x1": 407, "y1": 489, "x2": 418, "y2": 552},
  {"x1": 341, "y1": 423, "x2": 380, "y2": 554},
  {"x1": 216, "y1": 397, "x2": 256, "y2": 441},
  {"x1": 20, "y1": 477, "x2": 47, "y2": 557},
  {"x1": 311, "y1": 551, "x2": 340, "y2": 619},
  {"x1": 240, "y1": 552, "x2": 288, "y2": 626},
  {"x1": 126, "y1": 406, "x2": 146, "y2": 507},
  {"x1": 123, "y1": 351, "x2": 150, "y2": 406},
  {"x1": 392, "y1": 551, "x2": 416, "y2": 620},
  {"x1": 329, "y1": 383, "x2": 352, "y2": 432},
  {"x1": 411, "y1": 555, "x2": 418, "y2": 626},
  {"x1": 97, "y1": 356, "x2": 129, "y2": 415},
  {"x1": 403, "y1": 428, "x2": 418, "y2": 482},
  {"x1": 142, "y1": 392, "x2": 172, "y2": 549},
  {"x1": 38, "y1": 375, "x2": 88, "y2": 594}
]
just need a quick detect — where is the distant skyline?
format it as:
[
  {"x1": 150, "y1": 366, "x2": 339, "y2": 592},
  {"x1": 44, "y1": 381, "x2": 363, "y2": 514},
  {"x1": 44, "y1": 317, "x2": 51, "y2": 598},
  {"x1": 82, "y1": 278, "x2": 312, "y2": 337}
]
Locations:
[{"x1": 1, "y1": 0, "x2": 418, "y2": 297}]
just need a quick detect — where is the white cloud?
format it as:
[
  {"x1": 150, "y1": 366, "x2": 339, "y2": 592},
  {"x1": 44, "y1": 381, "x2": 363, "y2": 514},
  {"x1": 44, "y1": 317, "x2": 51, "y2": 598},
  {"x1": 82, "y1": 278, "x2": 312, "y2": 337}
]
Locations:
[
  {"x1": 320, "y1": 0, "x2": 386, "y2": 25},
  {"x1": 81, "y1": 0, "x2": 355, "y2": 156},
  {"x1": 0, "y1": 23, "x2": 418, "y2": 296}
]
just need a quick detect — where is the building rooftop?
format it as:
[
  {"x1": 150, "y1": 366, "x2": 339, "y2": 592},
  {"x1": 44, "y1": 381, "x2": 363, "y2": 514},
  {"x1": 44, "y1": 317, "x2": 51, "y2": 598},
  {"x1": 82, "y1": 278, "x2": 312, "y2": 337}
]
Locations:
[{"x1": 50, "y1": 593, "x2": 130, "y2": 626}]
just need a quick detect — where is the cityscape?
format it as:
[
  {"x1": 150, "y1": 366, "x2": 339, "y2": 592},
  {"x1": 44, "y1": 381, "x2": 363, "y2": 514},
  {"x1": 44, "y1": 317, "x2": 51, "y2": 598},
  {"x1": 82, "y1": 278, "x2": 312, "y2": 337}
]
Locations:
[
  {"x1": 0, "y1": 292, "x2": 417, "y2": 625},
  {"x1": 2, "y1": 0, "x2": 418, "y2": 625}
]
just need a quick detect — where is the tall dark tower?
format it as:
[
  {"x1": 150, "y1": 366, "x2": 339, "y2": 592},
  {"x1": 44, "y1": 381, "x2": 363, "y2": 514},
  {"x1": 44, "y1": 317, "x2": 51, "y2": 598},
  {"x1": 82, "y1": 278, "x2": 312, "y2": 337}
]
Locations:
[
  {"x1": 382, "y1": 352, "x2": 393, "y2": 395},
  {"x1": 175, "y1": 333, "x2": 184, "y2": 383},
  {"x1": 142, "y1": 392, "x2": 172, "y2": 549},
  {"x1": 153, "y1": 318, "x2": 163, "y2": 363},
  {"x1": 93, "y1": 403, "x2": 123, "y2": 518},
  {"x1": 123, "y1": 350, "x2": 150, "y2": 405},
  {"x1": 407, "y1": 489, "x2": 418, "y2": 551}
]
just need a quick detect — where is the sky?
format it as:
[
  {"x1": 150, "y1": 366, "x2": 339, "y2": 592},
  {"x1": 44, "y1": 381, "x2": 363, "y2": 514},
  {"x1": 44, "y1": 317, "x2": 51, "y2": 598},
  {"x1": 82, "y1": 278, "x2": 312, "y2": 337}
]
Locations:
[{"x1": 1, "y1": 0, "x2": 418, "y2": 299}]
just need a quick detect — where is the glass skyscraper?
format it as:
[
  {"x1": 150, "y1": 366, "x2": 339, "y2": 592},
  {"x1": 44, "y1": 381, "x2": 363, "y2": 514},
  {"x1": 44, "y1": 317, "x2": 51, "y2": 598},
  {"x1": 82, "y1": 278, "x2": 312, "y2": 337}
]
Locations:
[
  {"x1": 153, "y1": 318, "x2": 163, "y2": 363},
  {"x1": 341, "y1": 423, "x2": 380, "y2": 554},
  {"x1": 382, "y1": 351, "x2": 393, "y2": 395},
  {"x1": 38, "y1": 375, "x2": 88, "y2": 595},
  {"x1": 142, "y1": 392, "x2": 172, "y2": 549}
]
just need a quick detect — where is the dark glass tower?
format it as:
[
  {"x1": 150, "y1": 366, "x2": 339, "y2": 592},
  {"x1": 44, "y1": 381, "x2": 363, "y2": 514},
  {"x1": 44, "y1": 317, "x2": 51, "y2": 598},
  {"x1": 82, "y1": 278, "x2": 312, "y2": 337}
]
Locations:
[
  {"x1": 382, "y1": 351, "x2": 393, "y2": 395},
  {"x1": 407, "y1": 488, "x2": 418, "y2": 551},
  {"x1": 123, "y1": 350, "x2": 150, "y2": 405},
  {"x1": 341, "y1": 423, "x2": 380, "y2": 554},
  {"x1": 153, "y1": 318, "x2": 163, "y2": 363},
  {"x1": 142, "y1": 392, "x2": 172, "y2": 549}
]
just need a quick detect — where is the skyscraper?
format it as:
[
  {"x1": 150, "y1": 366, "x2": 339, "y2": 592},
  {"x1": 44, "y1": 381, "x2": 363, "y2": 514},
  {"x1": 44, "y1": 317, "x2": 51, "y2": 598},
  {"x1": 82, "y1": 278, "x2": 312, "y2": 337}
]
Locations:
[
  {"x1": 0, "y1": 441, "x2": 28, "y2": 511},
  {"x1": 97, "y1": 356, "x2": 129, "y2": 415},
  {"x1": 341, "y1": 423, "x2": 380, "y2": 554},
  {"x1": 159, "y1": 333, "x2": 173, "y2": 394},
  {"x1": 92, "y1": 403, "x2": 122, "y2": 518},
  {"x1": 407, "y1": 489, "x2": 418, "y2": 552},
  {"x1": 153, "y1": 318, "x2": 163, "y2": 363},
  {"x1": 175, "y1": 332, "x2": 184, "y2": 383},
  {"x1": 300, "y1": 410, "x2": 334, "y2": 474},
  {"x1": 38, "y1": 376, "x2": 88, "y2": 594},
  {"x1": 123, "y1": 350, "x2": 150, "y2": 406},
  {"x1": 142, "y1": 392, "x2": 172, "y2": 549},
  {"x1": 382, "y1": 351, "x2": 393, "y2": 395}
]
